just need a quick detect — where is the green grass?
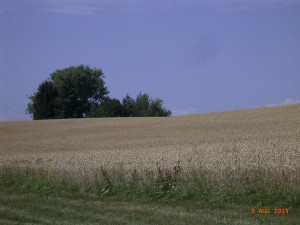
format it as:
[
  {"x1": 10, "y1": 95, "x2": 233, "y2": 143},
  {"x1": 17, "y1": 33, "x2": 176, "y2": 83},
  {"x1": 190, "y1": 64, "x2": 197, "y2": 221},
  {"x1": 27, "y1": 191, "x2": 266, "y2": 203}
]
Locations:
[{"x1": 0, "y1": 167, "x2": 299, "y2": 225}]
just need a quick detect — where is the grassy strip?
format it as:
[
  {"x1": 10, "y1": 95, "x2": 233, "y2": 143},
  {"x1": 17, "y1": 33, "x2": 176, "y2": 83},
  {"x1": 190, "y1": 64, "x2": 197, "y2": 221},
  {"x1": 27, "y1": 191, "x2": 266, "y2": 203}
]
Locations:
[
  {"x1": 1, "y1": 166, "x2": 299, "y2": 207},
  {"x1": 1, "y1": 186, "x2": 291, "y2": 225},
  {"x1": 0, "y1": 167, "x2": 300, "y2": 225}
]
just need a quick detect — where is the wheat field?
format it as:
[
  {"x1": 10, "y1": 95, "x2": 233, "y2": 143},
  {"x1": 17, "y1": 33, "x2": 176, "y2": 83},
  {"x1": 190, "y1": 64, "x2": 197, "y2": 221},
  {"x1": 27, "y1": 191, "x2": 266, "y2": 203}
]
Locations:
[
  {"x1": 1, "y1": 104, "x2": 300, "y2": 224},
  {"x1": 1, "y1": 104, "x2": 300, "y2": 188}
]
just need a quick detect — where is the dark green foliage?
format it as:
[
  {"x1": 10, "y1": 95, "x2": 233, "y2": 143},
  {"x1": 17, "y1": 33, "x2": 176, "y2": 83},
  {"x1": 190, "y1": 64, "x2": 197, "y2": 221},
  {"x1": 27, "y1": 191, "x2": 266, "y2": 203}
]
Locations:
[
  {"x1": 149, "y1": 98, "x2": 172, "y2": 117},
  {"x1": 88, "y1": 92, "x2": 171, "y2": 118},
  {"x1": 128, "y1": 92, "x2": 171, "y2": 117},
  {"x1": 133, "y1": 93, "x2": 150, "y2": 116},
  {"x1": 50, "y1": 65, "x2": 108, "y2": 118},
  {"x1": 122, "y1": 94, "x2": 135, "y2": 116},
  {"x1": 89, "y1": 97, "x2": 124, "y2": 117},
  {"x1": 27, "y1": 65, "x2": 171, "y2": 119},
  {"x1": 26, "y1": 80, "x2": 58, "y2": 119},
  {"x1": 26, "y1": 65, "x2": 109, "y2": 119}
]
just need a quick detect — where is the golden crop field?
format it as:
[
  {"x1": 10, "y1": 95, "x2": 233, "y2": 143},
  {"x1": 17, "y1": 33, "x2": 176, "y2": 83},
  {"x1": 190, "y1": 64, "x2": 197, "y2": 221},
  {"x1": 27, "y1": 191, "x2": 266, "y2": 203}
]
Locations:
[
  {"x1": 1, "y1": 104, "x2": 300, "y2": 186},
  {"x1": 1, "y1": 104, "x2": 299, "y2": 225}
]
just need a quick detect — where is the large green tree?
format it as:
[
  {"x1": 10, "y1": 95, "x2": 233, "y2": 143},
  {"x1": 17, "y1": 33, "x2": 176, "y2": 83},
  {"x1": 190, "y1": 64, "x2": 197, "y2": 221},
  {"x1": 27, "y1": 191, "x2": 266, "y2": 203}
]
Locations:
[{"x1": 26, "y1": 65, "x2": 109, "y2": 119}]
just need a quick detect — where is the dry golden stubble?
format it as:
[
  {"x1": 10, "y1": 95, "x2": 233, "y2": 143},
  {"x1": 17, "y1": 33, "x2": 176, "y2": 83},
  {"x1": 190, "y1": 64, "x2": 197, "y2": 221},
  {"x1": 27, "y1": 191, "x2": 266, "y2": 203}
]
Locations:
[{"x1": 0, "y1": 104, "x2": 299, "y2": 186}]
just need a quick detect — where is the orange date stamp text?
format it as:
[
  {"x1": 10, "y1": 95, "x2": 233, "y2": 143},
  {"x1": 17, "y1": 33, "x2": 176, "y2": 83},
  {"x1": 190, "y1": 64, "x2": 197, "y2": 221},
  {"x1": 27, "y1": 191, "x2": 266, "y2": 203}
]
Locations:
[{"x1": 251, "y1": 208, "x2": 289, "y2": 215}]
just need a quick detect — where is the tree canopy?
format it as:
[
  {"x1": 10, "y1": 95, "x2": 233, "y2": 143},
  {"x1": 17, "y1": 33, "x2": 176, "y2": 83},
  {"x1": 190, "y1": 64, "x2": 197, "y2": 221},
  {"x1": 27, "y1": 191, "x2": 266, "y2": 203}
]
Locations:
[
  {"x1": 131, "y1": 93, "x2": 171, "y2": 117},
  {"x1": 26, "y1": 80, "x2": 58, "y2": 120},
  {"x1": 26, "y1": 65, "x2": 109, "y2": 119},
  {"x1": 26, "y1": 65, "x2": 171, "y2": 119}
]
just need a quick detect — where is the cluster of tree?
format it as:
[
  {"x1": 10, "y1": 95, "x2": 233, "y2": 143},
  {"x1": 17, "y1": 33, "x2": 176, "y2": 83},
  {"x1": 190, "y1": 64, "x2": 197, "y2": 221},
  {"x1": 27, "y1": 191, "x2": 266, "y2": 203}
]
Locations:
[
  {"x1": 26, "y1": 65, "x2": 171, "y2": 120},
  {"x1": 89, "y1": 93, "x2": 171, "y2": 117}
]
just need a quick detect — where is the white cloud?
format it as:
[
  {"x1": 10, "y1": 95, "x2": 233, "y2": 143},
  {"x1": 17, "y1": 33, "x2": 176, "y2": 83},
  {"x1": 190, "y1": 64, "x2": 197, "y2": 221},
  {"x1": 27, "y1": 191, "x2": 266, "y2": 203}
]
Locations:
[
  {"x1": 282, "y1": 97, "x2": 300, "y2": 105},
  {"x1": 208, "y1": 0, "x2": 300, "y2": 8},
  {"x1": 40, "y1": 0, "x2": 300, "y2": 15},
  {"x1": 265, "y1": 97, "x2": 300, "y2": 107},
  {"x1": 3, "y1": 0, "x2": 300, "y2": 14},
  {"x1": 42, "y1": 0, "x2": 181, "y2": 14},
  {"x1": 172, "y1": 107, "x2": 200, "y2": 116},
  {"x1": 3, "y1": 0, "x2": 299, "y2": 15},
  {"x1": 45, "y1": 5, "x2": 100, "y2": 15}
]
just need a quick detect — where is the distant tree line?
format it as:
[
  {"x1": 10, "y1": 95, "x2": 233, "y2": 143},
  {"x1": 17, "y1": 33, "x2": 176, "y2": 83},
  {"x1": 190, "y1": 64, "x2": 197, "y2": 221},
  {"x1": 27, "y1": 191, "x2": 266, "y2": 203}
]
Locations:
[{"x1": 26, "y1": 65, "x2": 171, "y2": 120}]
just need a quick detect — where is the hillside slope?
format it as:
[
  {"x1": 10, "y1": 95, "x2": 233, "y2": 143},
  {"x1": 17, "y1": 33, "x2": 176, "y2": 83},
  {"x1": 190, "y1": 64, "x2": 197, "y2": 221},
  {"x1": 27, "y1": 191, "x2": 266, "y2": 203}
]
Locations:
[{"x1": 0, "y1": 104, "x2": 299, "y2": 174}]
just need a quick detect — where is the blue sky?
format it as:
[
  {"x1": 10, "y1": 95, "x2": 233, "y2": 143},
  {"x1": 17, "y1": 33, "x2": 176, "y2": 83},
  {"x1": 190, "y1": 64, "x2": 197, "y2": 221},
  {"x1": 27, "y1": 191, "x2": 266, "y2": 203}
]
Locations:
[{"x1": 1, "y1": 0, "x2": 300, "y2": 120}]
